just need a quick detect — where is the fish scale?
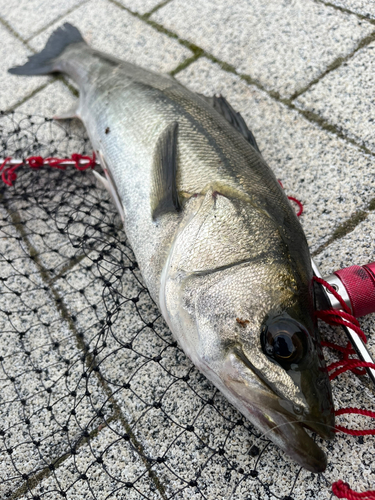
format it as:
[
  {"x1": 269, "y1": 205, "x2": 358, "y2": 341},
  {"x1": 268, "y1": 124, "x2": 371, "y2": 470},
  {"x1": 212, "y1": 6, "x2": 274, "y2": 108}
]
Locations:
[{"x1": 9, "y1": 22, "x2": 335, "y2": 472}]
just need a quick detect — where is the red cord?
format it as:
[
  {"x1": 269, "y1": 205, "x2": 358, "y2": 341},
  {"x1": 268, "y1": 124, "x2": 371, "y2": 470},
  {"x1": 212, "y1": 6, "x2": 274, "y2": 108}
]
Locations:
[
  {"x1": 0, "y1": 153, "x2": 96, "y2": 186},
  {"x1": 333, "y1": 481, "x2": 375, "y2": 499},
  {"x1": 314, "y1": 276, "x2": 375, "y2": 498},
  {"x1": 278, "y1": 180, "x2": 304, "y2": 217},
  {"x1": 287, "y1": 195, "x2": 303, "y2": 216}
]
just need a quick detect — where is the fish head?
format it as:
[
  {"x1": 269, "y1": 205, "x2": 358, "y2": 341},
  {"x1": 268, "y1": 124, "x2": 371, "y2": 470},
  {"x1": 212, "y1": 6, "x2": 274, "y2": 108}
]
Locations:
[{"x1": 162, "y1": 190, "x2": 334, "y2": 472}]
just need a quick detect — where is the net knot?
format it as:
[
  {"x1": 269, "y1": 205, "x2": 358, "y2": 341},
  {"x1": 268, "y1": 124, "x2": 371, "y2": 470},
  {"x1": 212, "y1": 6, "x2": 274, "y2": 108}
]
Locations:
[
  {"x1": 27, "y1": 156, "x2": 44, "y2": 169},
  {"x1": 71, "y1": 153, "x2": 96, "y2": 170}
]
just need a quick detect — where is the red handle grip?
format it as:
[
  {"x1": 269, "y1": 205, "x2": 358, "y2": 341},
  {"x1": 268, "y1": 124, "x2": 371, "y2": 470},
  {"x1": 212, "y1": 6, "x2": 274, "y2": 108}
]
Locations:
[{"x1": 334, "y1": 263, "x2": 375, "y2": 317}]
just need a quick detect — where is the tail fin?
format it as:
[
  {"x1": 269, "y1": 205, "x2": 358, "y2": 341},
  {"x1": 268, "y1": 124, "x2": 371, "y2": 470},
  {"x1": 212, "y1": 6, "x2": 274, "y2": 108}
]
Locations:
[{"x1": 9, "y1": 23, "x2": 85, "y2": 76}]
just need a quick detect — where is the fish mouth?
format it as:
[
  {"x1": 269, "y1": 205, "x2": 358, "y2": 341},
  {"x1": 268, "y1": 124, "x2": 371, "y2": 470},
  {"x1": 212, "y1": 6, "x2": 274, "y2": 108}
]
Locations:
[
  {"x1": 222, "y1": 353, "x2": 335, "y2": 473},
  {"x1": 246, "y1": 399, "x2": 331, "y2": 473}
]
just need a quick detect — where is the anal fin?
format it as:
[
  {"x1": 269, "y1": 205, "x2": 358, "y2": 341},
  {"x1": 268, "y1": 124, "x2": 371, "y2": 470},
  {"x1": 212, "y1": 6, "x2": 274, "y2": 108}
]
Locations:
[{"x1": 151, "y1": 121, "x2": 181, "y2": 220}]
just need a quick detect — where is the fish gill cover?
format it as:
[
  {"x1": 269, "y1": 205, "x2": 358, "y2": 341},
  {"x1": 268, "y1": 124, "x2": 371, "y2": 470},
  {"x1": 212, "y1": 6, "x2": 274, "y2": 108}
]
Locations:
[{"x1": 0, "y1": 111, "x2": 374, "y2": 500}]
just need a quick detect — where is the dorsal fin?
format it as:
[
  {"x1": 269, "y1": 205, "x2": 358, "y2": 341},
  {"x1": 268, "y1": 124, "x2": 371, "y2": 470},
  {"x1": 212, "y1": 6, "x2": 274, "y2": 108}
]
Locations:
[
  {"x1": 151, "y1": 121, "x2": 181, "y2": 220},
  {"x1": 198, "y1": 93, "x2": 261, "y2": 154}
]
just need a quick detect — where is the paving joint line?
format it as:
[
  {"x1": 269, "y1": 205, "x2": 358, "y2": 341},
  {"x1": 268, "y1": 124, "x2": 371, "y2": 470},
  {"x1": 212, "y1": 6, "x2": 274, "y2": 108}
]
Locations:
[
  {"x1": 48, "y1": 251, "x2": 92, "y2": 284},
  {"x1": 1, "y1": 198, "x2": 168, "y2": 500},
  {"x1": 290, "y1": 30, "x2": 375, "y2": 100},
  {"x1": 312, "y1": 197, "x2": 375, "y2": 256},
  {"x1": 142, "y1": 0, "x2": 174, "y2": 19},
  {"x1": 170, "y1": 51, "x2": 204, "y2": 76},
  {"x1": 25, "y1": 0, "x2": 90, "y2": 43},
  {"x1": 9, "y1": 414, "x2": 118, "y2": 500},
  {"x1": 0, "y1": 14, "x2": 27, "y2": 44},
  {"x1": 3, "y1": 81, "x2": 53, "y2": 113},
  {"x1": 314, "y1": 0, "x2": 375, "y2": 23}
]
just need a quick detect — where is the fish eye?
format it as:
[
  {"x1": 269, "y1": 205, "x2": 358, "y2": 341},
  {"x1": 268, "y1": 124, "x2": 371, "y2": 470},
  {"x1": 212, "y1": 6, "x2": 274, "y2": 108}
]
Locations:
[{"x1": 261, "y1": 319, "x2": 307, "y2": 367}]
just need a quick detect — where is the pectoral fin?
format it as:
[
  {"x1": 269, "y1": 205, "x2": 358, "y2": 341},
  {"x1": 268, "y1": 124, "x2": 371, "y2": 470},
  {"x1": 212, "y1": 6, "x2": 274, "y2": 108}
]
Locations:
[
  {"x1": 151, "y1": 121, "x2": 181, "y2": 220},
  {"x1": 199, "y1": 93, "x2": 261, "y2": 154}
]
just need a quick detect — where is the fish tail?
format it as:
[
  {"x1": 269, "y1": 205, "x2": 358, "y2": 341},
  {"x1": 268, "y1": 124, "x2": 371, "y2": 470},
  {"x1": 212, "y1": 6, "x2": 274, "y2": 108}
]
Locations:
[{"x1": 8, "y1": 23, "x2": 85, "y2": 76}]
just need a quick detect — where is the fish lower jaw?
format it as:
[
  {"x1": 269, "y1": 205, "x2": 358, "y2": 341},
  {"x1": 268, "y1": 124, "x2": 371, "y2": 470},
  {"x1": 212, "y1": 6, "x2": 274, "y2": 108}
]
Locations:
[{"x1": 214, "y1": 377, "x2": 329, "y2": 473}]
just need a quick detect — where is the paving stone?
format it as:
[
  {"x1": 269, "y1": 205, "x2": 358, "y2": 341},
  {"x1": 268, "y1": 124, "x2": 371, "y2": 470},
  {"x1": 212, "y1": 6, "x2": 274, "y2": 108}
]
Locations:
[
  {"x1": 315, "y1": 212, "x2": 375, "y2": 274},
  {"x1": 327, "y1": 0, "x2": 375, "y2": 19},
  {"x1": 29, "y1": 0, "x2": 192, "y2": 74},
  {"x1": 16, "y1": 79, "x2": 76, "y2": 118},
  {"x1": 152, "y1": 0, "x2": 372, "y2": 98},
  {"x1": 115, "y1": 0, "x2": 167, "y2": 15},
  {"x1": 0, "y1": 0, "x2": 85, "y2": 40},
  {"x1": 295, "y1": 40, "x2": 375, "y2": 154},
  {"x1": 176, "y1": 57, "x2": 375, "y2": 252},
  {"x1": 0, "y1": 24, "x2": 48, "y2": 112},
  {"x1": 0, "y1": 207, "x2": 112, "y2": 498}
]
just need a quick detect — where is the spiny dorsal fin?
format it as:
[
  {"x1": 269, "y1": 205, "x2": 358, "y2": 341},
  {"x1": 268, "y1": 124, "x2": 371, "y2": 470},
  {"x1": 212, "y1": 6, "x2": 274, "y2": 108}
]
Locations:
[
  {"x1": 199, "y1": 93, "x2": 261, "y2": 154},
  {"x1": 151, "y1": 121, "x2": 181, "y2": 220}
]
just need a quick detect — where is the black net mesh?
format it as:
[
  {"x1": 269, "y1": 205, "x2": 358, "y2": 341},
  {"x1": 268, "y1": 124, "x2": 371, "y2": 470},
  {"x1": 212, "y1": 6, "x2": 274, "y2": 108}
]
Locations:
[{"x1": 0, "y1": 111, "x2": 374, "y2": 500}]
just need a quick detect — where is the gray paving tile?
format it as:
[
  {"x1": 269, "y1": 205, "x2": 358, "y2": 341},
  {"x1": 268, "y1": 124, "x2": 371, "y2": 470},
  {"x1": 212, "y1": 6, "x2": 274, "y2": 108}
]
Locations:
[
  {"x1": 16, "y1": 79, "x2": 76, "y2": 117},
  {"x1": 151, "y1": 0, "x2": 372, "y2": 98},
  {"x1": 295, "y1": 40, "x2": 375, "y2": 153},
  {"x1": 29, "y1": 0, "x2": 192, "y2": 74},
  {"x1": 326, "y1": 0, "x2": 375, "y2": 19},
  {"x1": 17, "y1": 421, "x2": 163, "y2": 500},
  {"x1": 0, "y1": 207, "x2": 112, "y2": 498},
  {"x1": 315, "y1": 212, "x2": 375, "y2": 274},
  {"x1": 0, "y1": 0, "x2": 86, "y2": 40},
  {"x1": 0, "y1": 24, "x2": 49, "y2": 112},
  {"x1": 176, "y1": 57, "x2": 375, "y2": 252}
]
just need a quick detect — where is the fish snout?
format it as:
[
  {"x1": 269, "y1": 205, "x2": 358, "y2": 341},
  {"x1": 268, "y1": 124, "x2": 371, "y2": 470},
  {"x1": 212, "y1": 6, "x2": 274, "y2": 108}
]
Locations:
[{"x1": 221, "y1": 350, "x2": 334, "y2": 472}]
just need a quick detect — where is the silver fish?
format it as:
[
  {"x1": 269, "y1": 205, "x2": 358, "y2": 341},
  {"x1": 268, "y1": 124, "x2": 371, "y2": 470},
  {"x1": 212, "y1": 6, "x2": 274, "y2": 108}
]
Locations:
[{"x1": 9, "y1": 23, "x2": 335, "y2": 472}]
